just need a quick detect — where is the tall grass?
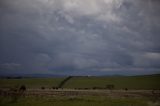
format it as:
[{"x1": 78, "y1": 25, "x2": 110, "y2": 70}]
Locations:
[{"x1": 0, "y1": 96, "x2": 152, "y2": 106}]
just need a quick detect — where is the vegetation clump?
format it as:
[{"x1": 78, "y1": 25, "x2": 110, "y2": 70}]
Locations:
[{"x1": 106, "y1": 84, "x2": 114, "y2": 90}]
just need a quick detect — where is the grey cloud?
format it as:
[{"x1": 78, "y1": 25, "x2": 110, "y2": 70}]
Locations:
[
  {"x1": 0, "y1": 63, "x2": 21, "y2": 70},
  {"x1": 133, "y1": 52, "x2": 160, "y2": 68},
  {"x1": 0, "y1": 0, "x2": 160, "y2": 75}
]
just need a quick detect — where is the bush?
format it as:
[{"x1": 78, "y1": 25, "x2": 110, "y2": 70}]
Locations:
[
  {"x1": 52, "y1": 86, "x2": 58, "y2": 90},
  {"x1": 19, "y1": 85, "x2": 26, "y2": 92},
  {"x1": 106, "y1": 84, "x2": 114, "y2": 90},
  {"x1": 41, "y1": 86, "x2": 45, "y2": 90},
  {"x1": 124, "y1": 88, "x2": 128, "y2": 91},
  {"x1": 9, "y1": 85, "x2": 26, "y2": 103}
]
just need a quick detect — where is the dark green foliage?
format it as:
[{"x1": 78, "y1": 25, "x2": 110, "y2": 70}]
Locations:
[
  {"x1": 125, "y1": 88, "x2": 128, "y2": 91},
  {"x1": 106, "y1": 84, "x2": 114, "y2": 90},
  {"x1": 52, "y1": 86, "x2": 58, "y2": 89},
  {"x1": 19, "y1": 85, "x2": 26, "y2": 92},
  {"x1": 41, "y1": 86, "x2": 45, "y2": 90},
  {"x1": 58, "y1": 76, "x2": 73, "y2": 88}
]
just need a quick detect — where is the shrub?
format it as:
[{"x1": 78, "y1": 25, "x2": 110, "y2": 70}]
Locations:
[
  {"x1": 106, "y1": 84, "x2": 114, "y2": 90},
  {"x1": 52, "y1": 86, "x2": 58, "y2": 89},
  {"x1": 124, "y1": 88, "x2": 128, "y2": 91},
  {"x1": 9, "y1": 85, "x2": 26, "y2": 103},
  {"x1": 19, "y1": 85, "x2": 26, "y2": 92},
  {"x1": 41, "y1": 86, "x2": 45, "y2": 90}
]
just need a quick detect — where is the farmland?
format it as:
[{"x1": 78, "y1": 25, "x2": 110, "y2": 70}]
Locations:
[
  {"x1": 0, "y1": 74, "x2": 160, "y2": 106},
  {"x1": 0, "y1": 95, "x2": 155, "y2": 106},
  {"x1": 0, "y1": 74, "x2": 160, "y2": 90},
  {"x1": 0, "y1": 78, "x2": 65, "y2": 89},
  {"x1": 63, "y1": 75, "x2": 160, "y2": 90}
]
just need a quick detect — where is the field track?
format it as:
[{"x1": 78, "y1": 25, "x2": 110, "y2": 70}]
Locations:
[
  {"x1": 25, "y1": 89, "x2": 160, "y2": 98},
  {"x1": 1, "y1": 89, "x2": 160, "y2": 98}
]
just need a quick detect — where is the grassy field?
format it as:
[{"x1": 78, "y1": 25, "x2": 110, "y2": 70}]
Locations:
[
  {"x1": 0, "y1": 74, "x2": 160, "y2": 90},
  {"x1": 0, "y1": 95, "x2": 156, "y2": 106},
  {"x1": 63, "y1": 75, "x2": 160, "y2": 90},
  {"x1": 0, "y1": 78, "x2": 65, "y2": 89},
  {"x1": 0, "y1": 75, "x2": 160, "y2": 106}
]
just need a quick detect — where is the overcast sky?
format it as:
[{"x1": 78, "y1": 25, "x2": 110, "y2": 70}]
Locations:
[{"x1": 0, "y1": 0, "x2": 160, "y2": 76}]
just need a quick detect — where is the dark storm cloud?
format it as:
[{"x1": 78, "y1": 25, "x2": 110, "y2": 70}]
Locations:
[{"x1": 0, "y1": 0, "x2": 160, "y2": 75}]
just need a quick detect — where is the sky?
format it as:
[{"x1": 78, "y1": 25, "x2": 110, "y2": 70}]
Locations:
[{"x1": 0, "y1": 0, "x2": 160, "y2": 76}]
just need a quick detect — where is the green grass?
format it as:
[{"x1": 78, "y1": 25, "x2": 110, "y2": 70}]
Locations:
[
  {"x1": 0, "y1": 96, "x2": 152, "y2": 106},
  {"x1": 0, "y1": 74, "x2": 160, "y2": 89},
  {"x1": 0, "y1": 75, "x2": 160, "y2": 106},
  {"x1": 0, "y1": 78, "x2": 65, "y2": 89},
  {"x1": 63, "y1": 75, "x2": 160, "y2": 89}
]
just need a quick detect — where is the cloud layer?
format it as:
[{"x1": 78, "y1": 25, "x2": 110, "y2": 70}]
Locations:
[{"x1": 0, "y1": 0, "x2": 160, "y2": 75}]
